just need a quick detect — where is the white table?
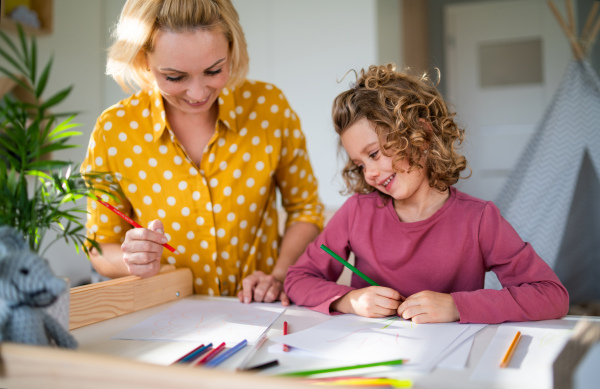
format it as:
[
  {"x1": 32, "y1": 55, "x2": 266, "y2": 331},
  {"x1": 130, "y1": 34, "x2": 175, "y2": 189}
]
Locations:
[{"x1": 71, "y1": 295, "x2": 594, "y2": 389}]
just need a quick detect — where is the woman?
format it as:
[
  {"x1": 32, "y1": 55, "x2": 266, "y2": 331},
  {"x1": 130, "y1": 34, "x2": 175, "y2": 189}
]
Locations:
[{"x1": 82, "y1": 0, "x2": 323, "y2": 305}]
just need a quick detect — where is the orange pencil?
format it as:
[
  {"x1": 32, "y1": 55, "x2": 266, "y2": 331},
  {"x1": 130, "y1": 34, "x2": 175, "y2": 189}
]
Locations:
[
  {"x1": 93, "y1": 195, "x2": 178, "y2": 254},
  {"x1": 500, "y1": 331, "x2": 521, "y2": 368},
  {"x1": 283, "y1": 321, "x2": 289, "y2": 352},
  {"x1": 195, "y1": 342, "x2": 226, "y2": 365}
]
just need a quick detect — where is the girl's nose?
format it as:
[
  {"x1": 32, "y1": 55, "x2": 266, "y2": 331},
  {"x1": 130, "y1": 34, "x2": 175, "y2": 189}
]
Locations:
[{"x1": 364, "y1": 165, "x2": 380, "y2": 181}]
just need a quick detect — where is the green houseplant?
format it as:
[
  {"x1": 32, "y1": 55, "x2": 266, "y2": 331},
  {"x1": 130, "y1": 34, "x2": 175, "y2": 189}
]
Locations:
[{"x1": 0, "y1": 25, "x2": 109, "y2": 257}]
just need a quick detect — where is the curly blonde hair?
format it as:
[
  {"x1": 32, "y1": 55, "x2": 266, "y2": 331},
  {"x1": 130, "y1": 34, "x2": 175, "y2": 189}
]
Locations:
[
  {"x1": 332, "y1": 64, "x2": 468, "y2": 197},
  {"x1": 106, "y1": 0, "x2": 249, "y2": 93}
]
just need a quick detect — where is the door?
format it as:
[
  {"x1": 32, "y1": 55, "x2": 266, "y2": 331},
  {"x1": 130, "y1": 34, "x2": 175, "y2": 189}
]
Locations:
[{"x1": 445, "y1": 0, "x2": 571, "y2": 201}]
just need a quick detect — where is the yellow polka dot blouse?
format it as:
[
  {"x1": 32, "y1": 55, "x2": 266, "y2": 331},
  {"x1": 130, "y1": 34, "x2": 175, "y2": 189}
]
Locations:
[{"x1": 82, "y1": 80, "x2": 324, "y2": 296}]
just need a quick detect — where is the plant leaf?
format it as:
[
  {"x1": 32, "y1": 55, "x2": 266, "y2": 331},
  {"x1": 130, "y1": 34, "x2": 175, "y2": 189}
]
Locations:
[
  {"x1": 0, "y1": 66, "x2": 32, "y2": 92},
  {"x1": 40, "y1": 86, "x2": 72, "y2": 111},
  {"x1": 0, "y1": 47, "x2": 29, "y2": 76},
  {"x1": 35, "y1": 55, "x2": 53, "y2": 98},
  {"x1": 17, "y1": 24, "x2": 29, "y2": 70},
  {"x1": 0, "y1": 29, "x2": 23, "y2": 61},
  {"x1": 30, "y1": 36, "x2": 37, "y2": 84}
]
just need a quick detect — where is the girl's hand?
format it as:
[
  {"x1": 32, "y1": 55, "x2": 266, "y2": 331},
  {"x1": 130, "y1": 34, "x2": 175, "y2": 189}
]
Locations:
[
  {"x1": 237, "y1": 270, "x2": 290, "y2": 306},
  {"x1": 397, "y1": 291, "x2": 460, "y2": 323},
  {"x1": 332, "y1": 286, "x2": 404, "y2": 318},
  {"x1": 120, "y1": 219, "x2": 166, "y2": 278}
]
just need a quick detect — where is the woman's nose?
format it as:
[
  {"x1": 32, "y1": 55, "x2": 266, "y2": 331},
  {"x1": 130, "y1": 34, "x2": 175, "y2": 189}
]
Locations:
[{"x1": 187, "y1": 79, "x2": 206, "y2": 100}]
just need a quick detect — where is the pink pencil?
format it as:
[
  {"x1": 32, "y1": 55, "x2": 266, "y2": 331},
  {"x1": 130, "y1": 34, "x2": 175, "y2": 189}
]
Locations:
[
  {"x1": 283, "y1": 321, "x2": 290, "y2": 352},
  {"x1": 195, "y1": 342, "x2": 226, "y2": 365},
  {"x1": 93, "y1": 196, "x2": 178, "y2": 254}
]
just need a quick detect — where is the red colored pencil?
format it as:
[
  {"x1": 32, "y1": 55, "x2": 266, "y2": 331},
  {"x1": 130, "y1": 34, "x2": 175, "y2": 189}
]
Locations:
[
  {"x1": 195, "y1": 342, "x2": 226, "y2": 365},
  {"x1": 283, "y1": 321, "x2": 289, "y2": 352},
  {"x1": 93, "y1": 196, "x2": 178, "y2": 254}
]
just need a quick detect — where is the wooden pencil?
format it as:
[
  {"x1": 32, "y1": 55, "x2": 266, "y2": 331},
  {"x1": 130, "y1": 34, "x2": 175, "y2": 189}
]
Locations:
[{"x1": 500, "y1": 331, "x2": 521, "y2": 368}]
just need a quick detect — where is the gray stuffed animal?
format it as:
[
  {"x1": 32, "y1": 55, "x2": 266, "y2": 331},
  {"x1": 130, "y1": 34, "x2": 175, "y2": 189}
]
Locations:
[{"x1": 0, "y1": 226, "x2": 78, "y2": 348}]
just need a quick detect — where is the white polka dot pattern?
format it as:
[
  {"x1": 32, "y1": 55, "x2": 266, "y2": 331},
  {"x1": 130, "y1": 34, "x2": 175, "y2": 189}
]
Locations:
[{"x1": 82, "y1": 80, "x2": 324, "y2": 297}]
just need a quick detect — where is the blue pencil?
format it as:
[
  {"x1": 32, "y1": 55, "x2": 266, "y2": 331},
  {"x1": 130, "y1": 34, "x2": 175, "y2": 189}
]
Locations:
[
  {"x1": 205, "y1": 339, "x2": 248, "y2": 368},
  {"x1": 178, "y1": 343, "x2": 213, "y2": 363}
]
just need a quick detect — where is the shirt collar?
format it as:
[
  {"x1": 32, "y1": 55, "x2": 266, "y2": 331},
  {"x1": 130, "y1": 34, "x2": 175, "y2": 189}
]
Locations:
[
  {"x1": 216, "y1": 87, "x2": 238, "y2": 133},
  {"x1": 150, "y1": 86, "x2": 168, "y2": 142},
  {"x1": 151, "y1": 86, "x2": 238, "y2": 143}
]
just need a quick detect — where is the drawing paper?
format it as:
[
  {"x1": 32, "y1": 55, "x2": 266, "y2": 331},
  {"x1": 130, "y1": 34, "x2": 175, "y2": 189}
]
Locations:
[
  {"x1": 270, "y1": 314, "x2": 472, "y2": 371},
  {"x1": 471, "y1": 321, "x2": 576, "y2": 388},
  {"x1": 112, "y1": 300, "x2": 285, "y2": 344}
]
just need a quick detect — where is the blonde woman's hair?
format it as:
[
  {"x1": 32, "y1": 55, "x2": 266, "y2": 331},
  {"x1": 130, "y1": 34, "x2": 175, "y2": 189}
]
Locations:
[
  {"x1": 332, "y1": 63, "x2": 468, "y2": 197},
  {"x1": 107, "y1": 0, "x2": 249, "y2": 92}
]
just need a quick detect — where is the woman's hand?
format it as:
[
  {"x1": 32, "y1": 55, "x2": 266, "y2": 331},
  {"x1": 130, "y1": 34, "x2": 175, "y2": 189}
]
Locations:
[
  {"x1": 120, "y1": 219, "x2": 166, "y2": 278},
  {"x1": 331, "y1": 287, "x2": 404, "y2": 318},
  {"x1": 397, "y1": 291, "x2": 460, "y2": 323},
  {"x1": 237, "y1": 270, "x2": 290, "y2": 306}
]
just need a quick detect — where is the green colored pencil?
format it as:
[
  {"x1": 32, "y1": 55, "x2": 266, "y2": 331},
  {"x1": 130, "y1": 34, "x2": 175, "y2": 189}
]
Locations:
[
  {"x1": 280, "y1": 358, "x2": 406, "y2": 377},
  {"x1": 320, "y1": 244, "x2": 379, "y2": 286}
]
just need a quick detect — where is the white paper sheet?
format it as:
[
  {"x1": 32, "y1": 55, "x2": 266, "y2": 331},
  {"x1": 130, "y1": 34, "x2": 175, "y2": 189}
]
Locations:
[
  {"x1": 112, "y1": 300, "x2": 285, "y2": 344},
  {"x1": 270, "y1": 314, "x2": 471, "y2": 371},
  {"x1": 436, "y1": 324, "x2": 486, "y2": 369},
  {"x1": 470, "y1": 321, "x2": 576, "y2": 388}
]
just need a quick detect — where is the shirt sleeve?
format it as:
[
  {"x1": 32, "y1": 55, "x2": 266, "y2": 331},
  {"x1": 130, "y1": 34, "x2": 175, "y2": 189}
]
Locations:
[
  {"x1": 273, "y1": 96, "x2": 324, "y2": 231},
  {"x1": 451, "y1": 202, "x2": 569, "y2": 323},
  {"x1": 284, "y1": 196, "x2": 358, "y2": 314},
  {"x1": 80, "y1": 115, "x2": 132, "y2": 245}
]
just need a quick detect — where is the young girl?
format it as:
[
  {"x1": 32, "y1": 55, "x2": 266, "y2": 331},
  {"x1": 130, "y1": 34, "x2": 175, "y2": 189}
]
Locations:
[{"x1": 284, "y1": 64, "x2": 569, "y2": 324}]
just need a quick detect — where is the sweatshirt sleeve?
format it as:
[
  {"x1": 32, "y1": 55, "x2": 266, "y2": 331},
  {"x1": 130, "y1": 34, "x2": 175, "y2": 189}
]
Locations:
[
  {"x1": 451, "y1": 202, "x2": 569, "y2": 324},
  {"x1": 284, "y1": 196, "x2": 358, "y2": 314}
]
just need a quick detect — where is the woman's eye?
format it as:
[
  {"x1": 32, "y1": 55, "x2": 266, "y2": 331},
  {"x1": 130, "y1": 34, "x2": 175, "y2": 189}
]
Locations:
[
  {"x1": 166, "y1": 75, "x2": 184, "y2": 82},
  {"x1": 205, "y1": 69, "x2": 223, "y2": 76}
]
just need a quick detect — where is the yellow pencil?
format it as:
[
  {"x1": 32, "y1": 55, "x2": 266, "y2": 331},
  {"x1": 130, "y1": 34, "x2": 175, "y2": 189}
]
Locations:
[
  {"x1": 500, "y1": 331, "x2": 521, "y2": 368},
  {"x1": 310, "y1": 378, "x2": 412, "y2": 387}
]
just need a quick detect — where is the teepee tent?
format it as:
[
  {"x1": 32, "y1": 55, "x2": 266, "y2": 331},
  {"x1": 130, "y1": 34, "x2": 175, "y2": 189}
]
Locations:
[{"x1": 487, "y1": 0, "x2": 600, "y2": 305}]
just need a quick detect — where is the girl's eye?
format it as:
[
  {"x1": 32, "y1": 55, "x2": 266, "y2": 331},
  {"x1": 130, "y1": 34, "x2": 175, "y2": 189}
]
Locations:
[
  {"x1": 368, "y1": 150, "x2": 379, "y2": 159},
  {"x1": 166, "y1": 75, "x2": 184, "y2": 82},
  {"x1": 205, "y1": 68, "x2": 223, "y2": 76}
]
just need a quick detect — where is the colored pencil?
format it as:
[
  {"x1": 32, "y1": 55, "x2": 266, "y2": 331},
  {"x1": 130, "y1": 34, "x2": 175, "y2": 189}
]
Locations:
[
  {"x1": 177, "y1": 343, "x2": 212, "y2": 364},
  {"x1": 500, "y1": 331, "x2": 521, "y2": 368},
  {"x1": 205, "y1": 339, "x2": 248, "y2": 368},
  {"x1": 308, "y1": 378, "x2": 412, "y2": 387},
  {"x1": 280, "y1": 359, "x2": 407, "y2": 377},
  {"x1": 283, "y1": 321, "x2": 290, "y2": 352},
  {"x1": 195, "y1": 342, "x2": 226, "y2": 365},
  {"x1": 245, "y1": 359, "x2": 279, "y2": 371},
  {"x1": 320, "y1": 244, "x2": 378, "y2": 286},
  {"x1": 173, "y1": 343, "x2": 205, "y2": 363},
  {"x1": 93, "y1": 195, "x2": 178, "y2": 254},
  {"x1": 236, "y1": 334, "x2": 268, "y2": 371}
]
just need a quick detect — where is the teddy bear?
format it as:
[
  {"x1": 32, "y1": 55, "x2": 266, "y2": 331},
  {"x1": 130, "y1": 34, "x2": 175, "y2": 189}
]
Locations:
[{"x1": 0, "y1": 226, "x2": 78, "y2": 348}]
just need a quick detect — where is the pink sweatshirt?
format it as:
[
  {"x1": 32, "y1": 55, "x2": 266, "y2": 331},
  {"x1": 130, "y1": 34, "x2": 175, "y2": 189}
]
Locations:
[{"x1": 284, "y1": 187, "x2": 569, "y2": 324}]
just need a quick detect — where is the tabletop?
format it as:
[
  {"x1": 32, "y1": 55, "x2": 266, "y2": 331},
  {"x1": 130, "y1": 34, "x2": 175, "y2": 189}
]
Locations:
[{"x1": 71, "y1": 295, "x2": 596, "y2": 389}]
